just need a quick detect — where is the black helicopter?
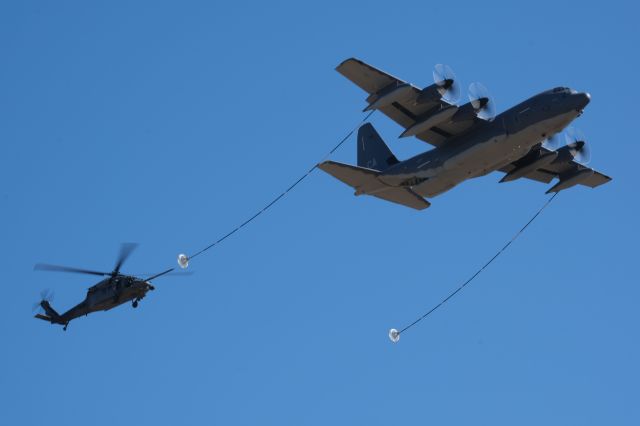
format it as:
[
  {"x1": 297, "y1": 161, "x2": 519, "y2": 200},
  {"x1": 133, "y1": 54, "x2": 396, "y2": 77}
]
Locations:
[{"x1": 33, "y1": 243, "x2": 179, "y2": 330}]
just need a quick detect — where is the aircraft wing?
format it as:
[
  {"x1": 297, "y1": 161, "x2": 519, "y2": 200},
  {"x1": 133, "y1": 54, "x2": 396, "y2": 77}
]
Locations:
[
  {"x1": 499, "y1": 146, "x2": 612, "y2": 188},
  {"x1": 336, "y1": 58, "x2": 482, "y2": 147}
]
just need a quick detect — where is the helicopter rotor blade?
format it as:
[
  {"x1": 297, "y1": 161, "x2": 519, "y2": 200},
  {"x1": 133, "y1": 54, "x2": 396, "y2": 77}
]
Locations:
[
  {"x1": 144, "y1": 268, "x2": 175, "y2": 282},
  {"x1": 40, "y1": 288, "x2": 54, "y2": 301},
  {"x1": 32, "y1": 289, "x2": 54, "y2": 313},
  {"x1": 34, "y1": 263, "x2": 111, "y2": 276},
  {"x1": 112, "y1": 243, "x2": 138, "y2": 275}
]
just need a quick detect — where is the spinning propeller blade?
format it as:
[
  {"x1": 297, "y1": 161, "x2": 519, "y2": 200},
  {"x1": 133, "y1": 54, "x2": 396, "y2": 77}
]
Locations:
[
  {"x1": 34, "y1": 263, "x2": 110, "y2": 276},
  {"x1": 542, "y1": 133, "x2": 562, "y2": 150},
  {"x1": 433, "y1": 64, "x2": 461, "y2": 103},
  {"x1": 468, "y1": 82, "x2": 496, "y2": 121},
  {"x1": 32, "y1": 289, "x2": 54, "y2": 313},
  {"x1": 564, "y1": 127, "x2": 591, "y2": 164},
  {"x1": 112, "y1": 243, "x2": 138, "y2": 275},
  {"x1": 34, "y1": 243, "x2": 139, "y2": 278}
]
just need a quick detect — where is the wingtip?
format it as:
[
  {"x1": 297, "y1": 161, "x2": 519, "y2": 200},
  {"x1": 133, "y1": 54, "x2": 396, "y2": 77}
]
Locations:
[
  {"x1": 316, "y1": 161, "x2": 331, "y2": 170},
  {"x1": 335, "y1": 57, "x2": 359, "y2": 71}
]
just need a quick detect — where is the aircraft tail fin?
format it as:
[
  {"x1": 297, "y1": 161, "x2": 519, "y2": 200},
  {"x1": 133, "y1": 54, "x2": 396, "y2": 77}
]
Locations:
[
  {"x1": 357, "y1": 123, "x2": 398, "y2": 171},
  {"x1": 34, "y1": 301, "x2": 62, "y2": 324}
]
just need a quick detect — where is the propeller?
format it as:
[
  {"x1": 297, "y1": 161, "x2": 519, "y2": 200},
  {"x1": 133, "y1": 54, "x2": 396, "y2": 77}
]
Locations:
[
  {"x1": 112, "y1": 243, "x2": 138, "y2": 275},
  {"x1": 433, "y1": 64, "x2": 461, "y2": 103},
  {"x1": 468, "y1": 82, "x2": 496, "y2": 121},
  {"x1": 542, "y1": 133, "x2": 562, "y2": 150},
  {"x1": 32, "y1": 289, "x2": 54, "y2": 313},
  {"x1": 34, "y1": 243, "x2": 140, "y2": 278},
  {"x1": 34, "y1": 264, "x2": 111, "y2": 276},
  {"x1": 564, "y1": 127, "x2": 591, "y2": 164}
]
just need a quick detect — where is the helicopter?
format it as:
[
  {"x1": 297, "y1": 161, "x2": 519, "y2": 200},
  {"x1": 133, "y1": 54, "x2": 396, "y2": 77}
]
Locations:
[{"x1": 33, "y1": 243, "x2": 180, "y2": 331}]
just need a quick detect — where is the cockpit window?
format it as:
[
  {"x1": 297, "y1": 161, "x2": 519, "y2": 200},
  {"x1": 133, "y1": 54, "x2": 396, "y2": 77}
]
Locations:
[{"x1": 552, "y1": 87, "x2": 569, "y2": 93}]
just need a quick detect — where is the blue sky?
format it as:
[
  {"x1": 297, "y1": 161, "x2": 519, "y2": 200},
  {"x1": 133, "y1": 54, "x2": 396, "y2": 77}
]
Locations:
[{"x1": 1, "y1": 1, "x2": 638, "y2": 425}]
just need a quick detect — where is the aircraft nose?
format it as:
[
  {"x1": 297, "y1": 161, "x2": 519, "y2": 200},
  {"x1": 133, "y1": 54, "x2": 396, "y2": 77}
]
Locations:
[{"x1": 576, "y1": 92, "x2": 591, "y2": 109}]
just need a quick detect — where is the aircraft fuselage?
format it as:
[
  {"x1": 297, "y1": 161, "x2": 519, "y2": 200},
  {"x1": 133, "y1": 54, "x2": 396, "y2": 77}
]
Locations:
[
  {"x1": 50, "y1": 275, "x2": 154, "y2": 326},
  {"x1": 377, "y1": 88, "x2": 591, "y2": 197}
]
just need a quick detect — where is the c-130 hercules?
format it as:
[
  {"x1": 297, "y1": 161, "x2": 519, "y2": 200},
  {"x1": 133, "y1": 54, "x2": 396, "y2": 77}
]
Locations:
[{"x1": 319, "y1": 58, "x2": 611, "y2": 210}]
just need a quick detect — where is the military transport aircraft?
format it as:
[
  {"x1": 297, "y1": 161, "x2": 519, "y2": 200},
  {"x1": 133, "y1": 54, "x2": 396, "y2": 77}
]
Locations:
[
  {"x1": 318, "y1": 58, "x2": 611, "y2": 210},
  {"x1": 33, "y1": 244, "x2": 179, "y2": 330}
]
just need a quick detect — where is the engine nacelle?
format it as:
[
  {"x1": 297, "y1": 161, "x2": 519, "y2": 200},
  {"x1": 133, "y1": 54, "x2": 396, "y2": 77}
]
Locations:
[
  {"x1": 415, "y1": 84, "x2": 442, "y2": 105},
  {"x1": 364, "y1": 84, "x2": 414, "y2": 111},
  {"x1": 400, "y1": 106, "x2": 458, "y2": 138},
  {"x1": 450, "y1": 102, "x2": 478, "y2": 122},
  {"x1": 551, "y1": 141, "x2": 586, "y2": 165},
  {"x1": 500, "y1": 152, "x2": 558, "y2": 183}
]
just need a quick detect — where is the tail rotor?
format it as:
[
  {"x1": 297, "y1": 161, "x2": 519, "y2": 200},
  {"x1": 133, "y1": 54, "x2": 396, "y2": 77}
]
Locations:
[{"x1": 32, "y1": 289, "x2": 54, "y2": 314}]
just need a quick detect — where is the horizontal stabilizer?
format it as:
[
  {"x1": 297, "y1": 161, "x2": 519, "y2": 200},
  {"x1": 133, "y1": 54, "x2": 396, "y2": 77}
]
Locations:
[
  {"x1": 34, "y1": 300, "x2": 62, "y2": 324},
  {"x1": 318, "y1": 161, "x2": 379, "y2": 191},
  {"x1": 318, "y1": 161, "x2": 430, "y2": 210},
  {"x1": 372, "y1": 188, "x2": 431, "y2": 210}
]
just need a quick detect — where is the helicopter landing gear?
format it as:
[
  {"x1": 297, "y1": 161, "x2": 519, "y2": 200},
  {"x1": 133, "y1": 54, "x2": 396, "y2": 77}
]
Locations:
[{"x1": 132, "y1": 299, "x2": 139, "y2": 308}]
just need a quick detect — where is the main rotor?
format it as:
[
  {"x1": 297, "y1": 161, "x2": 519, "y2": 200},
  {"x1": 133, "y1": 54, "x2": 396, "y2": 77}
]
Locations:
[
  {"x1": 35, "y1": 243, "x2": 139, "y2": 278},
  {"x1": 34, "y1": 243, "x2": 176, "y2": 281}
]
